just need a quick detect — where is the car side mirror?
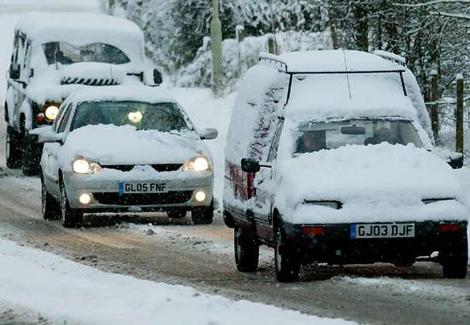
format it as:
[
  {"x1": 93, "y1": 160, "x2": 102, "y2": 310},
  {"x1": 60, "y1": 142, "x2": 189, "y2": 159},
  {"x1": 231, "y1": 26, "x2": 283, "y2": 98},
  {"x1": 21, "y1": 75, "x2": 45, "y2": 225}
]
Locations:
[
  {"x1": 38, "y1": 132, "x2": 64, "y2": 145},
  {"x1": 199, "y1": 128, "x2": 218, "y2": 140},
  {"x1": 241, "y1": 158, "x2": 260, "y2": 173},
  {"x1": 153, "y1": 69, "x2": 163, "y2": 85},
  {"x1": 448, "y1": 153, "x2": 463, "y2": 169},
  {"x1": 9, "y1": 63, "x2": 20, "y2": 79}
]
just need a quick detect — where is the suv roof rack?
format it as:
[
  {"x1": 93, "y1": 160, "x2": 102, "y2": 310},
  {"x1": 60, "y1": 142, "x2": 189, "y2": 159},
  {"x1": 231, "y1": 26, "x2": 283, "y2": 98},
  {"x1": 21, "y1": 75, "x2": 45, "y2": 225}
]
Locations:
[
  {"x1": 259, "y1": 52, "x2": 288, "y2": 72},
  {"x1": 373, "y1": 50, "x2": 406, "y2": 67}
]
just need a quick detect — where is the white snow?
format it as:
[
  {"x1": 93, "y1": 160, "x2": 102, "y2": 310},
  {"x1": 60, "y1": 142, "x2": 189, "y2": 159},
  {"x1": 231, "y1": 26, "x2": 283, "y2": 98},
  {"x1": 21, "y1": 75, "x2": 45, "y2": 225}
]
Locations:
[
  {"x1": 276, "y1": 50, "x2": 404, "y2": 73},
  {"x1": 275, "y1": 143, "x2": 469, "y2": 224},
  {"x1": 58, "y1": 125, "x2": 208, "y2": 168},
  {"x1": 0, "y1": 238, "x2": 351, "y2": 325}
]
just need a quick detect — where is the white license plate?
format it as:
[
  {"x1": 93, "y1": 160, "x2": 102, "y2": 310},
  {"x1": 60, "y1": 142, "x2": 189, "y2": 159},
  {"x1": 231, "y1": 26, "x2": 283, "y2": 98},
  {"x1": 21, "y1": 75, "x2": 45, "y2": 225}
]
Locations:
[
  {"x1": 118, "y1": 182, "x2": 167, "y2": 194},
  {"x1": 350, "y1": 223, "x2": 415, "y2": 239}
]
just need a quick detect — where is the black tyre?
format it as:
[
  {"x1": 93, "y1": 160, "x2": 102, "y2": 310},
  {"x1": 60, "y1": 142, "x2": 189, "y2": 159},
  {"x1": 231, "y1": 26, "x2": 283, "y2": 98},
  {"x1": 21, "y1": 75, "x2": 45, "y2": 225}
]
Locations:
[
  {"x1": 60, "y1": 180, "x2": 83, "y2": 228},
  {"x1": 21, "y1": 133, "x2": 41, "y2": 176},
  {"x1": 6, "y1": 126, "x2": 21, "y2": 169},
  {"x1": 442, "y1": 238, "x2": 468, "y2": 279},
  {"x1": 41, "y1": 176, "x2": 61, "y2": 220},
  {"x1": 191, "y1": 202, "x2": 214, "y2": 225},
  {"x1": 234, "y1": 226, "x2": 259, "y2": 272},
  {"x1": 274, "y1": 224, "x2": 300, "y2": 282},
  {"x1": 167, "y1": 209, "x2": 187, "y2": 219}
]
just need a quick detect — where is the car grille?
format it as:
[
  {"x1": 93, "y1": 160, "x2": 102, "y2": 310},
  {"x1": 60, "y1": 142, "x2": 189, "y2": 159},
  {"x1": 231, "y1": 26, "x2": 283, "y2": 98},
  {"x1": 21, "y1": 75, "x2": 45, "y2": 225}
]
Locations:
[
  {"x1": 102, "y1": 164, "x2": 182, "y2": 172},
  {"x1": 93, "y1": 191, "x2": 193, "y2": 205}
]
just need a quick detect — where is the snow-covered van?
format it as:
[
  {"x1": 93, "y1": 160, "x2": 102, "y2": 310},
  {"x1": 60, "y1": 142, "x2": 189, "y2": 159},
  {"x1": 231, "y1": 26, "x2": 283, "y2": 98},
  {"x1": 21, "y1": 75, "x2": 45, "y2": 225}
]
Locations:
[
  {"x1": 224, "y1": 50, "x2": 468, "y2": 282},
  {"x1": 5, "y1": 13, "x2": 162, "y2": 175}
]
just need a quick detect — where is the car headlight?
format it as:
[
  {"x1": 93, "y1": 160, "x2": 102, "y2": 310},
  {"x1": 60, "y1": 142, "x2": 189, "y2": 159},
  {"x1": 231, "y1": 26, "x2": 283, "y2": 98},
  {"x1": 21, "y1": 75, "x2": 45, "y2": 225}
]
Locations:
[
  {"x1": 72, "y1": 158, "x2": 102, "y2": 174},
  {"x1": 303, "y1": 200, "x2": 342, "y2": 209},
  {"x1": 182, "y1": 156, "x2": 210, "y2": 172},
  {"x1": 44, "y1": 104, "x2": 59, "y2": 121}
]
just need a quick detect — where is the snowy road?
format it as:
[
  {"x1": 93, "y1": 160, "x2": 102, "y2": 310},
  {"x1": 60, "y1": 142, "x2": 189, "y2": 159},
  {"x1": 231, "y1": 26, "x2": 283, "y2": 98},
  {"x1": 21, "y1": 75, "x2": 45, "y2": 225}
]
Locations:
[{"x1": 0, "y1": 173, "x2": 468, "y2": 325}]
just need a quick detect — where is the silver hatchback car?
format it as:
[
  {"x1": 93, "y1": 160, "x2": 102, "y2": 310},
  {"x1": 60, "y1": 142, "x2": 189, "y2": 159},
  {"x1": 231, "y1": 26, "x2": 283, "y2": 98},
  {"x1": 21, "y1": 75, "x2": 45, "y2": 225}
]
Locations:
[{"x1": 38, "y1": 86, "x2": 217, "y2": 227}]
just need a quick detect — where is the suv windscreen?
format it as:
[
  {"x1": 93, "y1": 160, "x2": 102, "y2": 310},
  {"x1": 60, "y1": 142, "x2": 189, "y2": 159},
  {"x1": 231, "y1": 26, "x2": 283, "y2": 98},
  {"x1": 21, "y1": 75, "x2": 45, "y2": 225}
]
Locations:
[
  {"x1": 71, "y1": 101, "x2": 190, "y2": 132},
  {"x1": 43, "y1": 42, "x2": 130, "y2": 66},
  {"x1": 295, "y1": 119, "x2": 423, "y2": 154}
]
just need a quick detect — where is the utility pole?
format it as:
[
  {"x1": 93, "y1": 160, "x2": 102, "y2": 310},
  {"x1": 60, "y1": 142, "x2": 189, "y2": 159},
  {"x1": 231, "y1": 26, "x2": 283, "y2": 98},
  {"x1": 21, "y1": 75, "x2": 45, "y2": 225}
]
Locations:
[
  {"x1": 210, "y1": 0, "x2": 223, "y2": 95},
  {"x1": 456, "y1": 74, "x2": 464, "y2": 153},
  {"x1": 430, "y1": 69, "x2": 440, "y2": 144}
]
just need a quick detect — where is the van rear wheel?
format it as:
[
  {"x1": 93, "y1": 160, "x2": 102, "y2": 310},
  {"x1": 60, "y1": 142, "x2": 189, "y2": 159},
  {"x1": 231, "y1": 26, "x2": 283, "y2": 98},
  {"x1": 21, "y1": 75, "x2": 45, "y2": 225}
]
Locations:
[
  {"x1": 274, "y1": 224, "x2": 300, "y2": 282},
  {"x1": 234, "y1": 227, "x2": 259, "y2": 272},
  {"x1": 6, "y1": 126, "x2": 21, "y2": 169}
]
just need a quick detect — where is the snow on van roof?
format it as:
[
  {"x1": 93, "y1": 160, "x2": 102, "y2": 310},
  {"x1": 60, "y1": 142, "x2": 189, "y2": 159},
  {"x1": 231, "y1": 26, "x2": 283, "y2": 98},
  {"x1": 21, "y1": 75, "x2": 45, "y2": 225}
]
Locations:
[
  {"x1": 262, "y1": 50, "x2": 405, "y2": 73},
  {"x1": 64, "y1": 86, "x2": 177, "y2": 105},
  {"x1": 16, "y1": 13, "x2": 144, "y2": 64}
]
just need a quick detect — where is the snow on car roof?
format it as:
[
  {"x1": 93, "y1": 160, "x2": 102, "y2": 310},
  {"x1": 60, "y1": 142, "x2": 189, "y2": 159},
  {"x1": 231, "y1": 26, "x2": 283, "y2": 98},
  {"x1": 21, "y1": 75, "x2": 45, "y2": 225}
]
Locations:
[
  {"x1": 285, "y1": 70, "x2": 417, "y2": 122},
  {"x1": 64, "y1": 86, "x2": 177, "y2": 105},
  {"x1": 16, "y1": 13, "x2": 144, "y2": 64},
  {"x1": 262, "y1": 50, "x2": 405, "y2": 73}
]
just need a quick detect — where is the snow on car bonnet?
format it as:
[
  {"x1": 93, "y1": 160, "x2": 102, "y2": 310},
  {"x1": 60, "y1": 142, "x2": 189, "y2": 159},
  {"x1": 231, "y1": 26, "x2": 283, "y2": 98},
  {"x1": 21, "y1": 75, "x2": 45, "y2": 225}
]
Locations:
[
  {"x1": 59, "y1": 125, "x2": 205, "y2": 168},
  {"x1": 275, "y1": 143, "x2": 468, "y2": 224}
]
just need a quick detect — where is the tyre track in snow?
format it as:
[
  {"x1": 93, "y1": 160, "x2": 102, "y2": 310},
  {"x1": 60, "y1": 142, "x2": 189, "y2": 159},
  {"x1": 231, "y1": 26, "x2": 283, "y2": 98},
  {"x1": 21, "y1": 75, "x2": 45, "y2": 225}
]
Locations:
[{"x1": 0, "y1": 174, "x2": 469, "y2": 325}]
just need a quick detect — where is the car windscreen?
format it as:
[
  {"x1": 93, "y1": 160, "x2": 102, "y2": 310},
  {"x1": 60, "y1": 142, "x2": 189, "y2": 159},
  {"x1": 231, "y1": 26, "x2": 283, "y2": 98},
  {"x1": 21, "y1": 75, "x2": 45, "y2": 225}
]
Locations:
[
  {"x1": 71, "y1": 101, "x2": 190, "y2": 132},
  {"x1": 43, "y1": 42, "x2": 130, "y2": 66},
  {"x1": 294, "y1": 119, "x2": 423, "y2": 154}
]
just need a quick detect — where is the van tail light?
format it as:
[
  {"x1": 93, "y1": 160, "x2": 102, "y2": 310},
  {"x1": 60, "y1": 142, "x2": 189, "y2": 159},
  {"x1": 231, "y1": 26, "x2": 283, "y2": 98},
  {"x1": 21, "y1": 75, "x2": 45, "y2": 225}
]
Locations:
[
  {"x1": 439, "y1": 224, "x2": 461, "y2": 233},
  {"x1": 302, "y1": 226, "x2": 325, "y2": 236}
]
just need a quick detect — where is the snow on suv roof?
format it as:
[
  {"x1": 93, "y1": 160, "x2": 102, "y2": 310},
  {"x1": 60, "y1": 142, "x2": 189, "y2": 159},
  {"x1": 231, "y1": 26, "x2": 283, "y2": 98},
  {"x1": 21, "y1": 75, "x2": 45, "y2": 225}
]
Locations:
[
  {"x1": 262, "y1": 50, "x2": 405, "y2": 73},
  {"x1": 64, "y1": 86, "x2": 177, "y2": 106},
  {"x1": 16, "y1": 13, "x2": 144, "y2": 64},
  {"x1": 17, "y1": 12, "x2": 143, "y2": 42}
]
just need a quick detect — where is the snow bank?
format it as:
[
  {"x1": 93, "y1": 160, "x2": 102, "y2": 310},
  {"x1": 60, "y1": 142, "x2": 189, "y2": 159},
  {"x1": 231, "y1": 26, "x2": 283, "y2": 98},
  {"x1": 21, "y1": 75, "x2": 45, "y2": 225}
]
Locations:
[
  {"x1": 59, "y1": 125, "x2": 207, "y2": 168},
  {"x1": 0, "y1": 0, "x2": 101, "y2": 13},
  {"x1": 0, "y1": 238, "x2": 351, "y2": 325},
  {"x1": 275, "y1": 143, "x2": 469, "y2": 224}
]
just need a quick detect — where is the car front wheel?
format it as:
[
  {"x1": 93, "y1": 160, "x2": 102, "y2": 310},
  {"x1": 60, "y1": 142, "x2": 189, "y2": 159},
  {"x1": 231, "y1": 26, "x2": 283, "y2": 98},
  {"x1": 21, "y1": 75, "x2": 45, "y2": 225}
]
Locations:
[
  {"x1": 41, "y1": 176, "x2": 60, "y2": 220},
  {"x1": 60, "y1": 180, "x2": 83, "y2": 228},
  {"x1": 234, "y1": 226, "x2": 259, "y2": 272},
  {"x1": 191, "y1": 202, "x2": 213, "y2": 225},
  {"x1": 274, "y1": 224, "x2": 300, "y2": 282}
]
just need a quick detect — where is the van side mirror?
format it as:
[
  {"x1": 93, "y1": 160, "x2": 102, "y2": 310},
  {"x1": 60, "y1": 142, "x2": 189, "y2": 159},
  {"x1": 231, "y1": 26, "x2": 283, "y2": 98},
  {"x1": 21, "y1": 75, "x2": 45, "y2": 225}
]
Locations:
[
  {"x1": 241, "y1": 158, "x2": 260, "y2": 173},
  {"x1": 448, "y1": 153, "x2": 463, "y2": 169},
  {"x1": 153, "y1": 69, "x2": 163, "y2": 85},
  {"x1": 9, "y1": 63, "x2": 20, "y2": 79},
  {"x1": 199, "y1": 128, "x2": 218, "y2": 140}
]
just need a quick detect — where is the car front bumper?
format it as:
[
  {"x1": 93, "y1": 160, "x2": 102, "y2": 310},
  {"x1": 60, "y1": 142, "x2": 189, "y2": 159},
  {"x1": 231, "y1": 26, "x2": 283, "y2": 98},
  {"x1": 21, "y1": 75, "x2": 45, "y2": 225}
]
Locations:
[
  {"x1": 283, "y1": 220, "x2": 468, "y2": 265},
  {"x1": 63, "y1": 170, "x2": 214, "y2": 212}
]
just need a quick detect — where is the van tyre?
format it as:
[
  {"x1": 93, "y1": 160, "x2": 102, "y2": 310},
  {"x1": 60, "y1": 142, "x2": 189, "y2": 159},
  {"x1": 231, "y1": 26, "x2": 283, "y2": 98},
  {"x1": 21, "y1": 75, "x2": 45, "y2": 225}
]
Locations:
[
  {"x1": 275, "y1": 224, "x2": 300, "y2": 282},
  {"x1": 6, "y1": 126, "x2": 21, "y2": 169},
  {"x1": 60, "y1": 180, "x2": 83, "y2": 228},
  {"x1": 191, "y1": 202, "x2": 213, "y2": 225},
  {"x1": 234, "y1": 227, "x2": 259, "y2": 272},
  {"x1": 41, "y1": 176, "x2": 61, "y2": 220},
  {"x1": 441, "y1": 238, "x2": 468, "y2": 279},
  {"x1": 21, "y1": 133, "x2": 40, "y2": 176}
]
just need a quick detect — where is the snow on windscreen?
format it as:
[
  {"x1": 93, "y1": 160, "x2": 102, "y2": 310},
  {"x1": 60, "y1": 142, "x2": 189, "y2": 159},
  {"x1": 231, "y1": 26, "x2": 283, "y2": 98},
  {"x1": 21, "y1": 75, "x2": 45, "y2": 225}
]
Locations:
[{"x1": 275, "y1": 143, "x2": 469, "y2": 224}]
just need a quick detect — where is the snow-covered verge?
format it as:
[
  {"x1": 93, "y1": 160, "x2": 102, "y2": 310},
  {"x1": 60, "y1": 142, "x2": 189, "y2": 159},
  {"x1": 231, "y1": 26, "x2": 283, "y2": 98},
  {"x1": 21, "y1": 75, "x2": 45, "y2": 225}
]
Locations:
[{"x1": 0, "y1": 237, "x2": 352, "y2": 325}]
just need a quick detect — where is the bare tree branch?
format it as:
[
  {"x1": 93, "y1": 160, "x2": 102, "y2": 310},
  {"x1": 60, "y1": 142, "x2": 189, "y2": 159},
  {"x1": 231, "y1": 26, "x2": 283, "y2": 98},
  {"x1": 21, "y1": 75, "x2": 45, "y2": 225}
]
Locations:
[
  {"x1": 393, "y1": 0, "x2": 470, "y2": 7},
  {"x1": 430, "y1": 10, "x2": 470, "y2": 19}
]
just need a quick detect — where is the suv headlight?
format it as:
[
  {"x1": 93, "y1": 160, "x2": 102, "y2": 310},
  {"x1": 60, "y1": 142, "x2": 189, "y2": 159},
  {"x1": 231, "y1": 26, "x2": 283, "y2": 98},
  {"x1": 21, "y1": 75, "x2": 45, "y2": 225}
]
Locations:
[
  {"x1": 303, "y1": 200, "x2": 342, "y2": 209},
  {"x1": 182, "y1": 156, "x2": 210, "y2": 172},
  {"x1": 72, "y1": 158, "x2": 102, "y2": 174}
]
